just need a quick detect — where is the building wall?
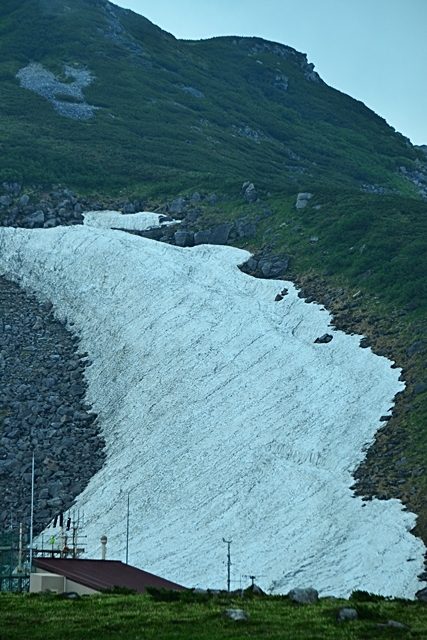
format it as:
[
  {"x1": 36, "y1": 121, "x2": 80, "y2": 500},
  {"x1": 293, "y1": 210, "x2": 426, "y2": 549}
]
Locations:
[{"x1": 31, "y1": 569, "x2": 98, "y2": 595}]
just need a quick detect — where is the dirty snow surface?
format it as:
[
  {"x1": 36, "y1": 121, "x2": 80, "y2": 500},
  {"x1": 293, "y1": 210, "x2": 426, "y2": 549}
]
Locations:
[
  {"x1": 0, "y1": 225, "x2": 424, "y2": 597},
  {"x1": 83, "y1": 210, "x2": 179, "y2": 230}
]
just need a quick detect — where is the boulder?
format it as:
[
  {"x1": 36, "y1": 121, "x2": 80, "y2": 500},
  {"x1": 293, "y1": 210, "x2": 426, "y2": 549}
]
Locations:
[
  {"x1": 18, "y1": 194, "x2": 30, "y2": 207},
  {"x1": 2, "y1": 182, "x2": 21, "y2": 196},
  {"x1": 407, "y1": 341, "x2": 424, "y2": 358},
  {"x1": 194, "y1": 230, "x2": 211, "y2": 245},
  {"x1": 288, "y1": 587, "x2": 318, "y2": 605},
  {"x1": 243, "y1": 183, "x2": 258, "y2": 203},
  {"x1": 414, "y1": 382, "x2": 427, "y2": 395},
  {"x1": 0, "y1": 195, "x2": 13, "y2": 206},
  {"x1": 416, "y1": 587, "x2": 427, "y2": 603},
  {"x1": 236, "y1": 219, "x2": 256, "y2": 238},
  {"x1": 222, "y1": 609, "x2": 249, "y2": 621},
  {"x1": 337, "y1": 607, "x2": 358, "y2": 622},
  {"x1": 23, "y1": 210, "x2": 45, "y2": 226},
  {"x1": 376, "y1": 620, "x2": 407, "y2": 629},
  {"x1": 170, "y1": 197, "x2": 187, "y2": 215},
  {"x1": 190, "y1": 192, "x2": 201, "y2": 204},
  {"x1": 207, "y1": 193, "x2": 218, "y2": 204},
  {"x1": 209, "y1": 223, "x2": 234, "y2": 245},
  {"x1": 258, "y1": 256, "x2": 290, "y2": 278},
  {"x1": 174, "y1": 230, "x2": 194, "y2": 247},
  {"x1": 123, "y1": 202, "x2": 135, "y2": 214},
  {"x1": 295, "y1": 192, "x2": 313, "y2": 211}
]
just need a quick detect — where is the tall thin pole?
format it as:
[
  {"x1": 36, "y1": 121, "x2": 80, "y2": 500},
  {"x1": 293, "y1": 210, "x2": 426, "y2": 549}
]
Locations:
[
  {"x1": 222, "y1": 538, "x2": 232, "y2": 593},
  {"x1": 29, "y1": 453, "x2": 35, "y2": 571},
  {"x1": 125, "y1": 493, "x2": 130, "y2": 564}
]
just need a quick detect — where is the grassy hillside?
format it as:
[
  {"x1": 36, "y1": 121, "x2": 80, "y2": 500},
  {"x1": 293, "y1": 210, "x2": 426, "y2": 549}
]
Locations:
[{"x1": 0, "y1": 0, "x2": 424, "y2": 193}]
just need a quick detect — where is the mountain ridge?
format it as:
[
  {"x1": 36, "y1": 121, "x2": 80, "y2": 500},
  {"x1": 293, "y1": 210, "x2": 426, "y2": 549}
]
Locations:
[{"x1": 0, "y1": 0, "x2": 427, "y2": 563}]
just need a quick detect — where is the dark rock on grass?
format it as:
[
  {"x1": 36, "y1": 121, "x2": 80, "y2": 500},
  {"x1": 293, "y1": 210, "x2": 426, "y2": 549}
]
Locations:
[
  {"x1": 170, "y1": 197, "x2": 187, "y2": 215},
  {"x1": 407, "y1": 341, "x2": 424, "y2": 358},
  {"x1": 414, "y1": 382, "x2": 427, "y2": 395},
  {"x1": 209, "y1": 223, "x2": 234, "y2": 245},
  {"x1": 258, "y1": 256, "x2": 289, "y2": 278},
  {"x1": 288, "y1": 587, "x2": 318, "y2": 604}
]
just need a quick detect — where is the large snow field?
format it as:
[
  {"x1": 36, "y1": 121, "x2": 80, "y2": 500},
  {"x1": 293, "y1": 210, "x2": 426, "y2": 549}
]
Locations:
[{"x1": 0, "y1": 224, "x2": 424, "y2": 597}]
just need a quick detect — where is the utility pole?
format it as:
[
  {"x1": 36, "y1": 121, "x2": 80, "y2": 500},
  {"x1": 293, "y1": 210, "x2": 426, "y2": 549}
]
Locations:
[
  {"x1": 29, "y1": 453, "x2": 35, "y2": 571},
  {"x1": 125, "y1": 493, "x2": 130, "y2": 564},
  {"x1": 222, "y1": 538, "x2": 232, "y2": 593}
]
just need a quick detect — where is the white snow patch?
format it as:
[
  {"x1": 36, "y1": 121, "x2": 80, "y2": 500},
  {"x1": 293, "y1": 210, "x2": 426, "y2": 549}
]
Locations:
[
  {"x1": 83, "y1": 210, "x2": 180, "y2": 230},
  {"x1": 0, "y1": 225, "x2": 424, "y2": 598}
]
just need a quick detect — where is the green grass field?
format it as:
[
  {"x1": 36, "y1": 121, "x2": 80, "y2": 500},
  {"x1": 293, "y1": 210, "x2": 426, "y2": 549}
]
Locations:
[{"x1": 1, "y1": 590, "x2": 427, "y2": 639}]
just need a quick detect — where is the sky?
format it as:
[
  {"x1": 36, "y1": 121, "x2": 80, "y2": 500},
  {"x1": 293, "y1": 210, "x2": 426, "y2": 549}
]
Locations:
[{"x1": 112, "y1": 0, "x2": 427, "y2": 146}]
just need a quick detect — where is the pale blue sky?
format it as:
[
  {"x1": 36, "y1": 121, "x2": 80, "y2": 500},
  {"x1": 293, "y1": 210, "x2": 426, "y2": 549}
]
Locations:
[{"x1": 113, "y1": 0, "x2": 427, "y2": 146}]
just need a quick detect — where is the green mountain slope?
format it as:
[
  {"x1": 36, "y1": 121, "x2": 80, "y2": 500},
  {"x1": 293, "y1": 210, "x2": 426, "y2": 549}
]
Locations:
[
  {"x1": 0, "y1": 0, "x2": 425, "y2": 194},
  {"x1": 1, "y1": 0, "x2": 427, "y2": 553}
]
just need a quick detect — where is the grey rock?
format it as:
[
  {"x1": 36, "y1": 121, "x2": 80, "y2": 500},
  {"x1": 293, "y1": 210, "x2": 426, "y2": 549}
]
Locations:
[
  {"x1": 123, "y1": 202, "x2": 135, "y2": 214},
  {"x1": 0, "y1": 195, "x2": 13, "y2": 206},
  {"x1": 376, "y1": 620, "x2": 407, "y2": 629},
  {"x1": 194, "y1": 230, "x2": 211, "y2": 245},
  {"x1": 416, "y1": 587, "x2": 427, "y2": 603},
  {"x1": 174, "y1": 230, "x2": 194, "y2": 247},
  {"x1": 2, "y1": 182, "x2": 21, "y2": 196},
  {"x1": 337, "y1": 607, "x2": 358, "y2": 622},
  {"x1": 222, "y1": 609, "x2": 250, "y2": 621},
  {"x1": 414, "y1": 382, "x2": 427, "y2": 395},
  {"x1": 246, "y1": 258, "x2": 258, "y2": 271},
  {"x1": 210, "y1": 223, "x2": 234, "y2": 245},
  {"x1": 44, "y1": 219, "x2": 57, "y2": 228},
  {"x1": 407, "y1": 341, "x2": 424, "y2": 357},
  {"x1": 18, "y1": 195, "x2": 30, "y2": 207},
  {"x1": 236, "y1": 219, "x2": 256, "y2": 238},
  {"x1": 70, "y1": 384, "x2": 85, "y2": 396},
  {"x1": 170, "y1": 197, "x2": 187, "y2": 215},
  {"x1": 207, "y1": 193, "x2": 218, "y2": 204},
  {"x1": 243, "y1": 183, "x2": 258, "y2": 203},
  {"x1": 24, "y1": 210, "x2": 45, "y2": 226},
  {"x1": 288, "y1": 587, "x2": 318, "y2": 605},
  {"x1": 190, "y1": 192, "x2": 201, "y2": 204},
  {"x1": 74, "y1": 203, "x2": 83, "y2": 214},
  {"x1": 185, "y1": 209, "x2": 201, "y2": 223},
  {"x1": 258, "y1": 256, "x2": 290, "y2": 278}
]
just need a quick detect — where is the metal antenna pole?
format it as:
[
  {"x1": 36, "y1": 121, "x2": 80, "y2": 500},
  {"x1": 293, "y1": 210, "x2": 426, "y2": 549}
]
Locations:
[
  {"x1": 222, "y1": 538, "x2": 232, "y2": 593},
  {"x1": 29, "y1": 453, "x2": 35, "y2": 571},
  {"x1": 125, "y1": 492, "x2": 130, "y2": 564}
]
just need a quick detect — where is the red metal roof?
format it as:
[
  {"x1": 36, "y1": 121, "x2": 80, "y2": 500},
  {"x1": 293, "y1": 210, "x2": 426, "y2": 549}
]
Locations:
[{"x1": 34, "y1": 558, "x2": 186, "y2": 593}]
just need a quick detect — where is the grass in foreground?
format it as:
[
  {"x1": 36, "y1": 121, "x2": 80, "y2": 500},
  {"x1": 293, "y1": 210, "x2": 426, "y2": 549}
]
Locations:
[{"x1": 1, "y1": 590, "x2": 427, "y2": 639}]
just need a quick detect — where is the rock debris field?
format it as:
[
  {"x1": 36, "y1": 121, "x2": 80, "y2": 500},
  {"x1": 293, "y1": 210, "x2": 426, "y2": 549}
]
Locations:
[
  {"x1": 0, "y1": 278, "x2": 105, "y2": 532},
  {"x1": 0, "y1": 217, "x2": 425, "y2": 599}
]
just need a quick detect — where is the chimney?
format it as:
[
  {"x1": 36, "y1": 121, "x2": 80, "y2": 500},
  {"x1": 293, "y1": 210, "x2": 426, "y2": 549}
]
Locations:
[{"x1": 101, "y1": 535, "x2": 107, "y2": 560}]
